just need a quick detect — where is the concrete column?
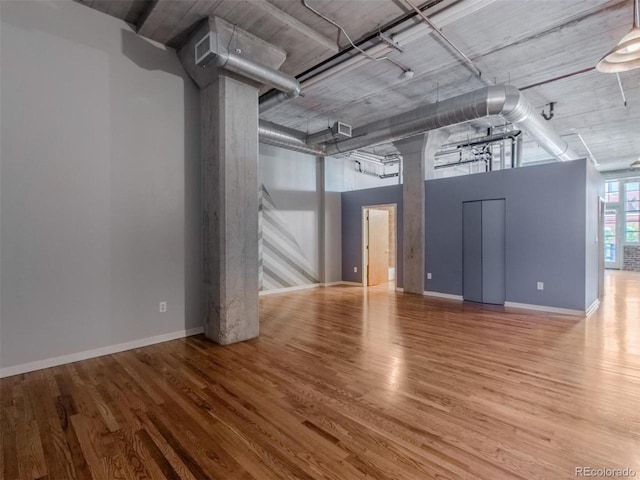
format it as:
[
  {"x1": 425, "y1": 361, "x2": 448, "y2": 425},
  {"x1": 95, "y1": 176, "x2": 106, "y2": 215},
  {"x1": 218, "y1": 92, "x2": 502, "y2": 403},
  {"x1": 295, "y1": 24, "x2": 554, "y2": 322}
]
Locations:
[
  {"x1": 177, "y1": 17, "x2": 287, "y2": 345},
  {"x1": 202, "y1": 73, "x2": 259, "y2": 344},
  {"x1": 316, "y1": 156, "x2": 326, "y2": 284},
  {"x1": 395, "y1": 129, "x2": 449, "y2": 294}
]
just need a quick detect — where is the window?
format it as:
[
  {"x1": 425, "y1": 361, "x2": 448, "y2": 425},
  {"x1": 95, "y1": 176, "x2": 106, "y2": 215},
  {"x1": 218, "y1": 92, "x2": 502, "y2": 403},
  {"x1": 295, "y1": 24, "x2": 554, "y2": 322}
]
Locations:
[
  {"x1": 605, "y1": 181, "x2": 619, "y2": 203},
  {"x1": 625, "y1": 181, "x2": 640, "y2": 243}
]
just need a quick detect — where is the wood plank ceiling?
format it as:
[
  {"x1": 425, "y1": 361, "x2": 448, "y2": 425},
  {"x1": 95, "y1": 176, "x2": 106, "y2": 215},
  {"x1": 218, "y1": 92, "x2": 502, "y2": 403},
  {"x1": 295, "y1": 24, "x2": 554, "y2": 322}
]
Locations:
[{"x1": 75, "y1": 0, "x2": 640, "y2": 171}]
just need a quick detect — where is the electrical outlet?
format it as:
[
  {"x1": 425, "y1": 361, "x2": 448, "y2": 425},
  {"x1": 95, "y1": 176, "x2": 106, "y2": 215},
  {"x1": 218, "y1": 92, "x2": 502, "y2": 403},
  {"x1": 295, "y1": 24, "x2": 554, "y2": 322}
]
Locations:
[
  {"x1": 159, "y1": 301, "x2": 167, "y2": 313},
  {"x1": 354, "y1": 267, "x2": 358, "y2": 273},
  {"x1": 537, "y1": 282, "x2": 544, "y2": 291},
  {"x1": 427, "y1": 272, "x2": 432, "y2": 280}
]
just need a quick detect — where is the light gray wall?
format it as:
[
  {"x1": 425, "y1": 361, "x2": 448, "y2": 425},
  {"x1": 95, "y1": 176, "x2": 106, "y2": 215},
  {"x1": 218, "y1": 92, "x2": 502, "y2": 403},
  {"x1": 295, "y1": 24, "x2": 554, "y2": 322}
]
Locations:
[
  {"x1": 326, "y1": 155, "x2": 399, "y2": 192},
  {"x1": 585, "y1": 162, "x2": 604, "y2": 308},
  {"x1": 324, "y1": 158, "x2": 343, "y2": 284},
  {"x1": 257, "y1": 146, "x2": 343, "y2": 288},
  {"x1": 259, "y1": 144, "x2": 320, "y2": 280},
  {"x1": 0, "y1": 0, "x2": 201, "y2": 369}
]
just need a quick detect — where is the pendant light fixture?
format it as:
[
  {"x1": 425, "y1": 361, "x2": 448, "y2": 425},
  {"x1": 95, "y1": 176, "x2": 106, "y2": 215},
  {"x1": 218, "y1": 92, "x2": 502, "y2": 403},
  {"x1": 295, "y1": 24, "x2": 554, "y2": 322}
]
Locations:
[{"x1": 596, "y1": 0, "x2": 640, "y2": 73}]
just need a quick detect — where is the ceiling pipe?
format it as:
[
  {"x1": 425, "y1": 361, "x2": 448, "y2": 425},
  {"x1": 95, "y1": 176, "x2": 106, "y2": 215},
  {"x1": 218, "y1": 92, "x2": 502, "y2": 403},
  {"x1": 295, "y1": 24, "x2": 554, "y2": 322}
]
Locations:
[
  {"x1": 220, "y1": 53, "x2": 302, "y2": 98},
  {"x1": 400, "y1": 0, "x2": 489, "y2": 83},
  {"x1": 193, "y1": 27, "x2": 301, "y2": 99},
  {"x1": 258, "y1": 120, "x2": 325, "y2": 156},
  {"x1": 259, "y1": 0, "x2": 497, "y2": 113},
  {"x1": 442, "y1": 130, "x2": 522, "y2": 149},
  {"x1": 323, "y1": 84, "x2": 580, "y2": 163}
]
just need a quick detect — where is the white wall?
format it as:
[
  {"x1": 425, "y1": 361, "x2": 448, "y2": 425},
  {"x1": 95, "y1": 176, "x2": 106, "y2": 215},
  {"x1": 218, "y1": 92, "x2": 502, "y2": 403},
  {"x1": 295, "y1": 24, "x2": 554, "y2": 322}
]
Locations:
[
  {"x1": 327, "y1": 156, "x2": 400, "y2": 192},
  {"x1": 259, "y1": 145, "x2": 320, "y2": 277},
  {"x1": 0, "y1": 0, "x2": 201, "y2": 372},
  {"x1": 257, "y1": 146, "x2": 344, "y2": 287}
]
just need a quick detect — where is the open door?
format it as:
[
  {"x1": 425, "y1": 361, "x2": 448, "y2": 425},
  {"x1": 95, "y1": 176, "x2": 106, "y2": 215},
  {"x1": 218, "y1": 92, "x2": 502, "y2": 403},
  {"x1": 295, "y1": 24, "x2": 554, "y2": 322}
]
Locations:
[{"x1": 366, "y1": 209, "x2": 390, "y2": 286}]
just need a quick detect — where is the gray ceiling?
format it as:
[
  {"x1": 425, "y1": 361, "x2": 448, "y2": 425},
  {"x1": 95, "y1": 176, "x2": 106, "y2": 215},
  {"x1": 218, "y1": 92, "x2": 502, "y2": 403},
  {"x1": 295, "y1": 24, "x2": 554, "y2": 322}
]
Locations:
[{"x1": 76, "y1": 0, "x2": 640, "y2": 171}]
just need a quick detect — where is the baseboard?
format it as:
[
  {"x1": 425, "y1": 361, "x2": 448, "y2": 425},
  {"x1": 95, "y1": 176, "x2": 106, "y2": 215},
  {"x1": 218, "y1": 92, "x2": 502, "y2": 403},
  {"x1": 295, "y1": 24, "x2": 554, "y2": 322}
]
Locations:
[
  {"x1": 585, "y1": 298, "x2": 600, "y2": 316},
  {"x1": 504, "y1": 302, "x2": 586, "y2": 316},
  {"x1": 396, "y1": 287, "x2": 404, "y2": 292},
  {"x1": 423, "y1": 291, "x2": 464, "y2": 301},
  {"x1": 259, "y1": 282, "x2": 368, "y2": 295},
  {"x1": 322, "y1": 281, "x2": 350, "y2": 287},
  {"x1": 259, "y1": 284, "x2": 320, "y2": 296},
  {"x1": 0, "y1": 326, "x2": 204, "y2": 378}
]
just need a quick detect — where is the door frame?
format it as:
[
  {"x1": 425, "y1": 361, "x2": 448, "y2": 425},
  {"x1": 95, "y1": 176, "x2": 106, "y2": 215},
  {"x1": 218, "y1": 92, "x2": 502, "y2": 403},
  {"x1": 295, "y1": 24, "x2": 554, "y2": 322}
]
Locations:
[
  {"x1": 604, "y1": 205, "x2": 623, "y2": 270},
  {"x1": 362, "y1": 204, "x2": 398, "y2": 290}
]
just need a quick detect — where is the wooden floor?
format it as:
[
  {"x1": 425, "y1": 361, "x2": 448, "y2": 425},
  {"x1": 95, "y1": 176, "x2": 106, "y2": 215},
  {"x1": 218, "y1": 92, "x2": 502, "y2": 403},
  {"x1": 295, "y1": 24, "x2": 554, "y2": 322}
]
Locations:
[{"x1": 2, "y1": 271, "x2": 640, "y2": 479}]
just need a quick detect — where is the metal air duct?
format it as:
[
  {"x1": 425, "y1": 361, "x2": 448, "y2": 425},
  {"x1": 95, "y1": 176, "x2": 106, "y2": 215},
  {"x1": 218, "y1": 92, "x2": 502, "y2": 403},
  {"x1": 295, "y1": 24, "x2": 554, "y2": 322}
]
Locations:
[
  {"x1": 324, "y1": 85, "x2": 580, "y2": 163},
  {"x1": 258, "y1": 120, "x2": 325, "y2": 156},
  {"x1": 195, "y1": 32, "x2": 301, "y2": 98}
]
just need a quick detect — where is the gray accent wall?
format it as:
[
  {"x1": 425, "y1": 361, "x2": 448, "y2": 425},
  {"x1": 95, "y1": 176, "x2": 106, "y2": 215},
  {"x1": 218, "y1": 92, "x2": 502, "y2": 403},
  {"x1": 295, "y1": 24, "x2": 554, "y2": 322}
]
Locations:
[
  {"x1": 342, "y1": 160, "x2": 597, "y2": 311},
  {"x1": 0, "y1": 1, "x2": 201, "y2": 369},
  {"x1": 341, "y1": 185, "x2": 403, "y2": 285},
  {"x1": 425, "y1": 160, "x2": 589, "y2": 310}
]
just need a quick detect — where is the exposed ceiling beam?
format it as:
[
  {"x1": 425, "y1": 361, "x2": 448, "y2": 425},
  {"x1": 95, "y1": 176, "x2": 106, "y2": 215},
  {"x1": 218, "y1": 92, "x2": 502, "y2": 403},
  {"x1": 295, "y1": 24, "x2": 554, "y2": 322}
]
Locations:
[
  {"x1": 248, "y1": 0, "x2": 339, "y2": 53},
  {"x1": 136, "y1": 0, "x2": 186, "y2": 39}
]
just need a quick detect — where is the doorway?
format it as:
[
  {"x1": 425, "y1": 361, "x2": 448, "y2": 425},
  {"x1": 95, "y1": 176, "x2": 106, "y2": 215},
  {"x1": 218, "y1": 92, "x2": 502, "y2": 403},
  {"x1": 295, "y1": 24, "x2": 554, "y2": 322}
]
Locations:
[
  {"x1": 604, "y1": 206, "x2": 622, "y2": 269},
  {"x1": 362, "y1": 204, "x2": 397, "y2": 289}
]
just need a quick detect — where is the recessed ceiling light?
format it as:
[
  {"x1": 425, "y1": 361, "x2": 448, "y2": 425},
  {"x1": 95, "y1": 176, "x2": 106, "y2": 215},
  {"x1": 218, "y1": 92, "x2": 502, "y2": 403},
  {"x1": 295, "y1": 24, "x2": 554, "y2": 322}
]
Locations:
[{"x1": 596, "y1": 0, "x2": 640, "y2": 73}]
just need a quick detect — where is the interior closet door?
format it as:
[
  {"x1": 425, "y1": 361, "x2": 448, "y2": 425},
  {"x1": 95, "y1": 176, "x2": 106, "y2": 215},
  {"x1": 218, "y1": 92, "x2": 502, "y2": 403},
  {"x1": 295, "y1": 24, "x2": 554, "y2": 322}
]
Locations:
[
  {"x1": 463, "y1": 201, "x2": 483, "y2": 303},
  {"x1": 462, "y1": 199, "x2": 506, "y2": 305}
]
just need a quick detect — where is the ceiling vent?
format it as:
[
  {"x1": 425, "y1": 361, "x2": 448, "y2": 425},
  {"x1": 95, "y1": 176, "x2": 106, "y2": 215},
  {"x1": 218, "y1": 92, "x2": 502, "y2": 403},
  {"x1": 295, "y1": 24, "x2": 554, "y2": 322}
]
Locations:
[{"x1": 333, "y1": 122, "x2": 352, "y2": 139}]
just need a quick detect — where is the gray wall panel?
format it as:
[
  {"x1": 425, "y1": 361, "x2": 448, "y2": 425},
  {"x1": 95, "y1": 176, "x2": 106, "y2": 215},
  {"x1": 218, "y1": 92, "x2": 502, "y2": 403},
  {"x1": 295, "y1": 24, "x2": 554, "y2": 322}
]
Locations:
[
  {"x1": 425, "y1": 160, "x2": 588, "y2": 310},
  {"x1": 342, "y1": 160, "x2": 592, "y2": 311},
  {"x1": 481, "y1": 199, "x2": 506, "y2": 305},
  {"x1": 341, "y1": 185, "x2": 403, "y2": 285}
]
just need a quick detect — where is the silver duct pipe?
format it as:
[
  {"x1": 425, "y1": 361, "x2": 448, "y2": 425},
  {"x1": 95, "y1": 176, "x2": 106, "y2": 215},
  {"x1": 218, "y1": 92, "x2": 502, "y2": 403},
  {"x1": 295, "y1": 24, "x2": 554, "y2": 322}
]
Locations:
[
  {"x1": 258, "y1": 120, "x2": 325, "y2": 156},
  {"x1": 212, "y1": 52, "x2": 302, "y2": 98},
  {"x1": 324, "y1": 85, "x2": 579, "y2": 162},
  {"x1": 259, "y1": 91, "x2": 292, "y2": 114}
]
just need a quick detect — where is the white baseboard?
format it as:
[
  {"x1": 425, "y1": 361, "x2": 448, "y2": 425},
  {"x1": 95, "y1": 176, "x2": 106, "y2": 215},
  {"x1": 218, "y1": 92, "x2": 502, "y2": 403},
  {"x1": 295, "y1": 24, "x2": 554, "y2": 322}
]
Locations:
[
  {"x1": 504, "y1": 302, "x2": 586, "y2": 316},
  {"x1": 585, "y1": 298, "x2": 600, "y2": 316},
  {"x1": 423, "y1": 291, "x2": 464, "y2": 301},
  {"x1": 259, "y1": 283, "x2": 321, "y2": 296},
  {"x1": 0, "y1": 326, "x2": 204, "y2": 378},
  {"x1": 259, "y1": 282, "x2": 367, "y2": 296}
]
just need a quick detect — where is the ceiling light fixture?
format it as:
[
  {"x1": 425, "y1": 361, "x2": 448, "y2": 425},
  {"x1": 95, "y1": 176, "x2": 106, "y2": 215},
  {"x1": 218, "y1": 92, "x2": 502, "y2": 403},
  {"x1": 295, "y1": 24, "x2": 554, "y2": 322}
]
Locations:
[
  {"x1": 630, "y1": 157, "x2": 640, "y2": 169},
  {"x1": 596, "y1": 0, "x2": 640, "y2": 73}
]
